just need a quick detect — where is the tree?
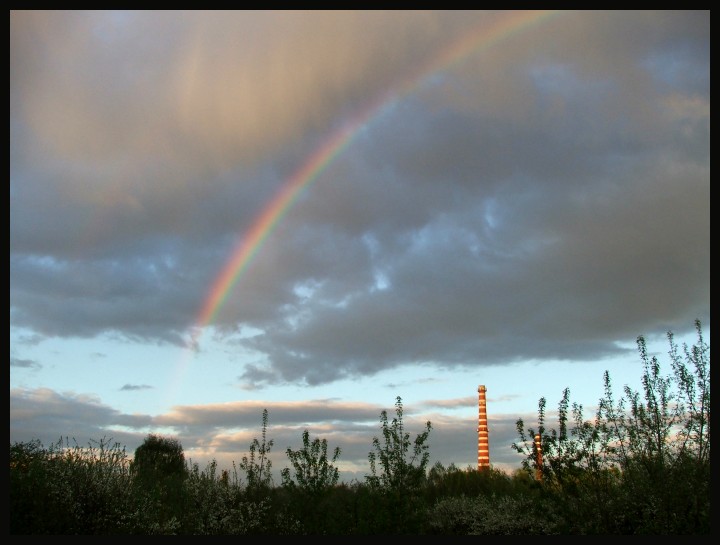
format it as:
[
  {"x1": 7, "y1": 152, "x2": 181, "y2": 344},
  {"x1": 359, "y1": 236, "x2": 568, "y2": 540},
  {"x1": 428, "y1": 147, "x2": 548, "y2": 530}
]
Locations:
[
  {"x1": 129, "y1": 434, "x2": 187, "y2": 529},
  {"x1": 597, "y1": 319, "x2": 711, "y2": 533},
  {"x1": 511, "y1": 320, "x2": 710, "y2": 534},
  {"x1": 281, "y1": 429, "x2": 341, "y2": 494},
  {"x1": 239, "y1": 408, "x2": 274, "y2": 496},
  {"x1": 131, "y1": 434, "x2": 186, "y2": 484},
  {"x1": 279, "y1": 429, "x2": 343, "y2": 533},
  {"x1": 366, "y1": 396, "x2": 432, "y2": 493}
]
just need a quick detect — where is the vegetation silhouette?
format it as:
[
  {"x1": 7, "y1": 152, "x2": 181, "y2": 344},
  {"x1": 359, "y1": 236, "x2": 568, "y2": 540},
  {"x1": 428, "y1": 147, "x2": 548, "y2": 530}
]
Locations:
[{"x1": 10, "y1": 321, "x2": 710, "y2": 534}]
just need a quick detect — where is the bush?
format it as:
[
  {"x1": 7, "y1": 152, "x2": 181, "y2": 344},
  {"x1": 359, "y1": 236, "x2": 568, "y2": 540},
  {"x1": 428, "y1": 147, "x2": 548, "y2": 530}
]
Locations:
[
  {"x1": 427, "y1": 493, "x2": 562, "y2": 535},
  {"x1": 10, "y1": 437, "x2": 134, "y2": 534},
  {"x1": 512, "y1": 320, "x2": 710, "y2": 534}
]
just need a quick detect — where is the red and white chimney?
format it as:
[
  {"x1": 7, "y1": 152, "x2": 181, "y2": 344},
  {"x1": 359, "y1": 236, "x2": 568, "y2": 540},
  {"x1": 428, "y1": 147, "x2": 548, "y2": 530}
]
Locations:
[{"x1": 477, "y1": 385, "x2": 490, "y2": 470}]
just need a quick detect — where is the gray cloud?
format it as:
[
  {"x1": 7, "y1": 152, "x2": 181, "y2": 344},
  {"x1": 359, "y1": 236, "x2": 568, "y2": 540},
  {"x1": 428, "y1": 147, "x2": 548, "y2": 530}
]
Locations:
[
  {"x1": 10, "y1": 11, "x2": 709, "y2": 471},
  {"x1": 120, "y1": 384, "x2": 153, "y2": 391},
  {"x1": 11, "y1": 11, "x2": 708, "y2": 351},
  {"x1": 10, "y1": 357, "x2": 40, "y2": 369},
  {"x1": 9, "y1": 387, "x2": 530, "y2": 480}
]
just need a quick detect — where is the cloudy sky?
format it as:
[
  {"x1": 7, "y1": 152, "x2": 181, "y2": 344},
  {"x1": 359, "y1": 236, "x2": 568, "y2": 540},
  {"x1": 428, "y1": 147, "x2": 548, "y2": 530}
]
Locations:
[{"x1": 10, "y1": 10, "x2": 709, "y2": 482}]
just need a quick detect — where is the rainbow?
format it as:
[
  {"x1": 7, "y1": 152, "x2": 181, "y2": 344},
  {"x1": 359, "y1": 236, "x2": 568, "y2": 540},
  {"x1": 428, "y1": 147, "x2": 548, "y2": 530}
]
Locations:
[{"x1": 192, "y1": 10, "x2": 560, "y2": 345}]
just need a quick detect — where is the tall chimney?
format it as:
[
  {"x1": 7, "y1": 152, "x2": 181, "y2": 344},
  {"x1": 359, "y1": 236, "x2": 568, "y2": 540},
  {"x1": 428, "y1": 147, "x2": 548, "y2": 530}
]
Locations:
[{"x1": 477, "y1": 385, "x2": 490, "y2": 471}]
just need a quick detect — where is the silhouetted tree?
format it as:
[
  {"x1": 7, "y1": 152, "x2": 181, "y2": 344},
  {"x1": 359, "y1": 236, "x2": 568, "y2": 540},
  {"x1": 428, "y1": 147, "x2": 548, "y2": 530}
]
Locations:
[{"x1": 131, "y1": 434, "x2": 186, "y2": 484}]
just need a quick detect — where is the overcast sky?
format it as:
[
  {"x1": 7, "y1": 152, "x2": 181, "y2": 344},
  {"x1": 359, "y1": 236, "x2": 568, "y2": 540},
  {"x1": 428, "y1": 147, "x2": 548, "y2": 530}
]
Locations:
[{"x1": 10, "y1": 10, "x2": 709, "y2": 482}]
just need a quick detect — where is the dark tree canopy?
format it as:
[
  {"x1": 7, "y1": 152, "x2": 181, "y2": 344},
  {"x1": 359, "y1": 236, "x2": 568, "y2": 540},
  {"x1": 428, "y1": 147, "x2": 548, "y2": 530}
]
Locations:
[{"x1": 131, "y1": 433, "x2": 186, "y2": 482}]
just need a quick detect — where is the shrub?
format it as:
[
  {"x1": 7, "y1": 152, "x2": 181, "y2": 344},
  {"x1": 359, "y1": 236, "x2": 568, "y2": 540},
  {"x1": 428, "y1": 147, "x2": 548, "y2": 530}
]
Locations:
[{"x1": 512, "y1": 320, "x2": 710, "y2": 534}]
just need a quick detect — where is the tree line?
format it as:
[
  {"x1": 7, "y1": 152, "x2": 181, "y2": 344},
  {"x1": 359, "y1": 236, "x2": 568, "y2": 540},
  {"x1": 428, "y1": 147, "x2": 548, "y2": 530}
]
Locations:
[{"x1": 10, "y1": 320, "x2": 710, "y2": 534}]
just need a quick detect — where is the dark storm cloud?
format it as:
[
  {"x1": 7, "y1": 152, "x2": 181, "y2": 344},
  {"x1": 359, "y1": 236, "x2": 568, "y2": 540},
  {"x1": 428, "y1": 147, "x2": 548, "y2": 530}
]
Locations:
[{"x1": 10, "y1": 11, "x2": 709, "y2": 387}]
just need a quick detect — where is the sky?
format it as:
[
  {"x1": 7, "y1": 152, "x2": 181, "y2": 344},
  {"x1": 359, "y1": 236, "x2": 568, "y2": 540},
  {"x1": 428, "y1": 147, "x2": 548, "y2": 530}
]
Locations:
[{"x1": 10, "y1": 10, "x2": 710, "y2": 483}]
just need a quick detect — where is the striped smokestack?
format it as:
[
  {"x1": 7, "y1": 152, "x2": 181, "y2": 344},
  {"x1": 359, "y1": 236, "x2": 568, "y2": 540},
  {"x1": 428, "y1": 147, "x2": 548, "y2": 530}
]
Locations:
[{"x1": 477, "y1": 385, "x2": 490, "y2": 471}]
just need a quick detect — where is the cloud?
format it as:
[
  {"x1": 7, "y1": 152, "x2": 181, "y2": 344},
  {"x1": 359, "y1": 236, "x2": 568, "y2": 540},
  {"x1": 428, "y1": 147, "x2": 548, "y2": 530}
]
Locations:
[
  {"x1": 10, "y1": 11, "x2": 709, "y2": 387},
  {"x1": 9, "y1": 386, "x2": 531, "y2": 480},
  {"x1": 120, "y1": 384, "x2": 154, "y2": 391},
  {"x1": 10, "y1": 357, "x2": 40, "y2": 369}
]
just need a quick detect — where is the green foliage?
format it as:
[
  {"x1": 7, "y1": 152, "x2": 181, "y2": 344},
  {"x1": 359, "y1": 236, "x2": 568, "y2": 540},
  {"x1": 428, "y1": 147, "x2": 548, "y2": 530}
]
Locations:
[
  {"x1": 667, "y1": 320, "x2": 711, "y2": 465},
  {"x1": 425, "y1": 462, "x2": 529, "y2": 503},
  {"x1": 359, "y1": 396, "x2": 434, "y2": 533},
  {"x1": 130, "y1": 434, "x2": 188, "y2": 528},
  {"x1": 281, "y1": 429, "x2": 341, "y2": 494},
  {"x1": 10, "y1": 436, "x2": 135, "y2": 534},
  {"x1": 277, "y1": 429, "x2": 343, "y2": 533},
  {"x1": 238, "y1": 408, "x2": 275, "y2": 497},
  {"x1": 131, "y1": 433, "x2": 186, "y2": 484},
  {"x1": 366, "y1": 396, "x2": 432, "y2": 494},
  {"x1": 512, "y1": 320, "x2": 710, "y2": 534},
  {"x1": 427, "y1": 493, "x2": 562, "y2": 535},
  {"x1": 8, "y1": 322, "x2": 710, "y2": 534},
  {"x1": 183, "y1": 461, "x2": 274, "y2": 535}
]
